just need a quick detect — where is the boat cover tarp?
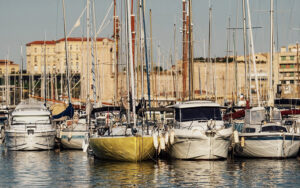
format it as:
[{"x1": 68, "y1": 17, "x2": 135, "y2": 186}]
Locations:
[{"x1": 52, "y1": 103, "x2": 74, "y2": 119}]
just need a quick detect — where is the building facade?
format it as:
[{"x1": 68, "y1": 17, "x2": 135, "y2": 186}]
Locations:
[
  {"x1": 276, "y1": 44, "x2": 300, "y2": 98},
  {"x1": 26, "y1": 37, "x2": 116, "y2": 102}
]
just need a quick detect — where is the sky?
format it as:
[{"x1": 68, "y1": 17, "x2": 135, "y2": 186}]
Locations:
[{"x1": 0, "y1": 0, "x2": 299, "y2": 69}]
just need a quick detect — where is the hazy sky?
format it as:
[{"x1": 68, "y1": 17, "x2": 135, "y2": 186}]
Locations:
[{"x1": 0, "y1": 0, "x2": 299, "y2": 68}]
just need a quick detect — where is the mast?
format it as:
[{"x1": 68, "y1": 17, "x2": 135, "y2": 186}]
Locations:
[
  {"x1": 208, "y1": 2, "x2": 212, "y2": 97},
  {"x1": 297, "y1": 43, "x2": 299, "y2": 98},
  {"x1": 86, "y1": 0, "x2": 90, "y2": 104},
  {"x1": 43, "y1": 33, "x2": 47, "y2": 105},
  {"x1": 5, "y1": 57, "x2": 8, "y2": 107},
  {"x1": 225, "y1": 18, "x2": 230, "y2": 103},
  {"x1": 136, "y1": 0, "x2": 141, "y2": 99},
  {"x1": 141, "y1": 0, "x2": 151, "y2": 108},
  {"x1": 188, "y1": 0, "x2": 194, "y2": 100},
  {"x1": 113, "y1": 0, "x2": 119, "y2": 104},
  {"x1": 62, "y1": 0, "x2": 71, "y2": 104},
  {"x1": 91, "y1": 0, "x2": 98, "y2": 105},
  {"x1": 268, "y1": 0, "x2": 274, "y2": 107},
  {"x1": 126, "y1": 0, "x2": 136, "y2": 128},
  {"x1": 150, "y1": 9, "x2": 156, "y2": 104},
  {"x1": 242, "y1": 0, "x2": 248, "y2": 100},
  {"x1": 182, "y1": 0, "x2": 188, "y2": 100},
  {"x1": 246, "y1": 0, "x2": 261, "y2": 106},
  {"x1": 233, "y1": 1, "x2": 238, "y2": 105},
  {"x1": 20, "y1": 46, "x2": 23, "y2": 101}
]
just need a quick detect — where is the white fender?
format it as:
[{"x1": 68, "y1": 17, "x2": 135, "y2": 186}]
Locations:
[
  {"x1": 170, "y1": 130, "x2": 175, "y2": 145},
  {"x1": 68, "y1": 131, "x2": 72, "y2": 139},
  {"x1": 159, "y1": 133, "x2": 165, "y2": 150},
  {"x1": 164, "y1": 132, "x2": 169, "y2": 145},
  {"x1": 233, "y1": 130, "x2": 239, "y2": 144},
  {"x1": 82, "y1": 133, "x2": 89, "y2": 152},
  {"x1": 153, "y1": 132, "x2": 158, "y2": 149}
]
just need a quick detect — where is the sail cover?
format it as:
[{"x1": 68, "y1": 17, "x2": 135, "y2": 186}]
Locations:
[{"x1": 52, "y1": 103, "x2": 74, "y2": 119}]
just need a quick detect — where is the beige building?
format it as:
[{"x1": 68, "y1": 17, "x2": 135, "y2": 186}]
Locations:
[
  {"x1": 275, "y1": 44, "x2": 300, "y2": 98},
  {"x1": 0, "y1": 60, "x2": 19, "y2": 75},
  {"x1": 26, "y1": 37, "x2": 116, "y2": 103}
]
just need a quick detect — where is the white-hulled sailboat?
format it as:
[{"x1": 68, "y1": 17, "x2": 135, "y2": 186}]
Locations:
[
  {"x1": 235, "y1": 107, "x2": 300, "y2": 158},
  {"x1": 234, "y1": 0, "x2": 300, "y2": 158},
  {"x1": 166, "y1": 100, "x2": 232, "y2": 159}
]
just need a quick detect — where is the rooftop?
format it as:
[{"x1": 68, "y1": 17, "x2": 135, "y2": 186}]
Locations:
[{"x1": 26, "y1": 37, "x2": 113, "y2": 46}]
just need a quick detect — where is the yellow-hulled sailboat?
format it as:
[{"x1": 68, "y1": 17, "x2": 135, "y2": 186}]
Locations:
[
  {"x1": 88, "y1": 0, "x2": 156, "y2": 162},
  {"x1": 89, "y1": 135, "x2": 155, "y2": 162}
]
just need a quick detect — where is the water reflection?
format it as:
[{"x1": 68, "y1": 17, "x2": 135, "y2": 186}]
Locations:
[
  {"x1": 1, "y1": 145, "x2": 300, "y2": 187},
  {"x1": 0, "y1": 147, "x2": 91, "y2": 187},
  {"x1": 90, "y1": 159, "x2": 156, "y2": 187}
]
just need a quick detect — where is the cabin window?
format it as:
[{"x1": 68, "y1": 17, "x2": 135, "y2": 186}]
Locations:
[
  {"x1": 261, "y1": 126, "x2": 287, "y2": 132},
  {"x1": 245, "y1": 128, "x2": 256, "y2": 133},
  {"x1": 175, "y1": 107, "x2": 222, "y2": 122}
]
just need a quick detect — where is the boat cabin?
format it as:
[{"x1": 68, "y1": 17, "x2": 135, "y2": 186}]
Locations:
[{"x1": 172, "y1": 101, "x2": 222, "y2": 123}]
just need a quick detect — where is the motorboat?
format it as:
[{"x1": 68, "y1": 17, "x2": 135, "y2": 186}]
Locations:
[{"x1": 5, "y1": 99, "x2": 56, "y2": 150}]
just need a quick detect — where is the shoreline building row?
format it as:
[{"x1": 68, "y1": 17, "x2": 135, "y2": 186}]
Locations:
[{"x1": 2, "y1": 38, "x2": 299, "y2": 106}]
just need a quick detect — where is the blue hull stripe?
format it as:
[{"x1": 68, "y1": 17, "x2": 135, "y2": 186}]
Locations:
[{"x1": 243, "y1": 136, "x2": 300, "y2": 141}]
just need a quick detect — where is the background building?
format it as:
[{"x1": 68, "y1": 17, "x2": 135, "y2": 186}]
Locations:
[
  {"x1": 276, "y1": 44, "x2": 300, "y2": 98},
  {"x1": 26, "y1": 37, "x2": 116, "y2": 103}
]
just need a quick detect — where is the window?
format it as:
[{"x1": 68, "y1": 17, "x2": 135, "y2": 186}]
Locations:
[
  {"x1": 291, "y1": 64, "x2": 294, "y2": 68},
  {"x1": 281, "y1": 56, "x2": 286, "y2": 61},
  {"x1": 11, "y1": 68, "x2": 15, "y2": 73},
  {"x1": 34, "y1": 64, "x2": 38, "y2": 71},
  {"x1": 262, "y1": 126, "x2": 287, "y2": 132},
  {"x1": 34, "y1": 56, "x2": 37, "y2": 62},
  {"x1": 244, "y1": 128, "x2": 256, "y2": 133},
  {"x1": 175, "y1": 107, "x2": 222, "y2": 122},
  {"x1": 290, "y1": 72, "x2": 294, "y2": 77},
  {"x1": 291, "y1": 80, "x2": 294, "y2": 84},
  {"x1": 0, "y1": 68, "x2": 2, "y2": 74},
  {"x1": 290, "y1": 56, "x2": 295, "y2": 61},
  {"x1": 34, "y1": 48, "x2": 37, "y2": 53}
]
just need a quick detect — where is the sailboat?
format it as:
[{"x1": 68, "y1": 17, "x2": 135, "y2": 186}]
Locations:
[
  {"x1": 165, "y1": 1, "x2": 232, "y2": 160},
  {"x1": 89, "y1": 0, "x2": 156, "y2": 162},
  {"x1": 234, "y1": 0, "x2": 300, "y2": 158}
]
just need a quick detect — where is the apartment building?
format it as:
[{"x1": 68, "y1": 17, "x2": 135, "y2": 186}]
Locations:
[
  {"x1": 276, "y1": 44, "x2": 300, "y2": 98},
  {"x1": 26, "y1": 37, "x2": 116, "y2": 102},
  {"x1": 0, "y1": 60, "x2": 20, "y2": 75}
]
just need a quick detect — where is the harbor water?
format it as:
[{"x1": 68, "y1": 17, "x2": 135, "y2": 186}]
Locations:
[{"x1": 1, "y1": 145, "x2": 300, "y2": 187}]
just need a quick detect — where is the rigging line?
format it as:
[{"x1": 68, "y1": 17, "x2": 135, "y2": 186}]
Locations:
[
  {"x1": 96, "y1": 1, "x2": 114, "y2": 36},
  {"x1": 67, "y1": 5, "x2": 87, "y2": 37}
]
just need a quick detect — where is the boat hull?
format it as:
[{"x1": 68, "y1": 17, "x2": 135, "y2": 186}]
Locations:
[
  {"x1": 5, "y1": 130, "x2": 56, "y2": 150},
  {"x1": 89, "y1": 135, "x2": 155, "y2": 162},
  {"x1": 60, "y1": 131, "x2": 87, "y2": 149},
  {"x1": 168, "y1": 128, "x2": 232, "y2": 160},
  {"x1": 235, "y1": 133, "x2": 300, "y2": 158}
]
